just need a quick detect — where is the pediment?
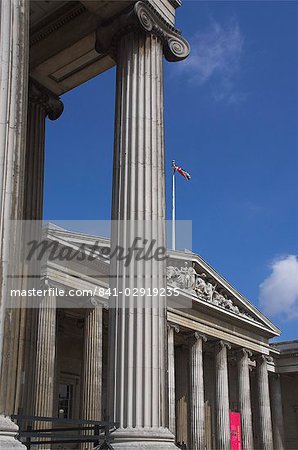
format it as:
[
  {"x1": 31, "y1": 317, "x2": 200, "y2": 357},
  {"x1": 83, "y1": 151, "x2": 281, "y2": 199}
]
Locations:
[{"x1": 167, "y1": 251, "x2": 280, "y2": 336}]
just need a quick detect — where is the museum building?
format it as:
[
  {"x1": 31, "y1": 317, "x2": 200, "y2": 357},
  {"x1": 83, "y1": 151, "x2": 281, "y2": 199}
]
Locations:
[{"x1": 0, "y1": 1, "x2": 297, "y2": 449}]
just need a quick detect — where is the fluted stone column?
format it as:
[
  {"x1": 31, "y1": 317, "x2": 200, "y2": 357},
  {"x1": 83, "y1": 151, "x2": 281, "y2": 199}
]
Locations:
[
  {"x1": 34, "y1": 287, "x2": 56, "y2": 418},
  {"x1": 81, "y1": 306, "x2": 103, "y2": 449},
  {"x1": 270, "y1": 374, "x2": 285, "y2": 450},
  {"x1": 167, "y1": 325, "x2": 179, "y2": 436},
  {"x1": 0, "y1": 0, "x2": 29, "y2": 447},
  {"x1": 96, "y1": 3, "x2": 189, "y2": 449},
  {"x1": 256, "y1": 355, "x2": 273, "y2": 450},
  {"x1": 214, "y1": 341, "x2": 231, "y2": 450},
  {"x1": 19, "y1": 81, "x2": 63, "y2": 422},
  {"x1": 0, "y1": 0, "x2": 29, "y2": 383},
  {"x1": 190, "y1": 333, "x2": 207, "y2": 450},
  {"x1": 237, "y1": 349, "x2": 254, "y2": 450}
]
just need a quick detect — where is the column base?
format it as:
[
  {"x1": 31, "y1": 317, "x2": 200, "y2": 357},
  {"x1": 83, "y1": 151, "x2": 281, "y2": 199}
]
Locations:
[
  {"x1": 101, "y1": 427, "x2": 179, "y2": 450},
  {"x1": 0, "y1": 416, "x2": 26, "y2": 449}
]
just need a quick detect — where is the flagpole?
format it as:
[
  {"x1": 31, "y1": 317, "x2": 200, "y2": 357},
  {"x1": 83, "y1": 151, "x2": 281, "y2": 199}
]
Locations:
[{"x1": 172, "y1": 161, "x2": 176, "y2": 251}]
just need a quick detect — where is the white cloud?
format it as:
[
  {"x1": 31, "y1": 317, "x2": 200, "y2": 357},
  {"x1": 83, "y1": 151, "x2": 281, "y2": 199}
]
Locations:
[
  {"x1": 178, "y1": 18, "x2": 245, "y2": 103},
  {"x1": 259, "y1": 255, "x2": 298, "y2": 319}
]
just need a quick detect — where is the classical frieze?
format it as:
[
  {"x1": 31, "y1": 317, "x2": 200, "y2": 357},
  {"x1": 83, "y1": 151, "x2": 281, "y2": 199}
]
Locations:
[{"x1": 167, "y1": 263, "x2": 261, "y2": 324}]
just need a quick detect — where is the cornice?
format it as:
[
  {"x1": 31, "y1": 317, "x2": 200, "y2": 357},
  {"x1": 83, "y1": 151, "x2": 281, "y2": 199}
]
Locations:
[{"x1": 30, "y1": 3, "x2": 86, "y2": 47}]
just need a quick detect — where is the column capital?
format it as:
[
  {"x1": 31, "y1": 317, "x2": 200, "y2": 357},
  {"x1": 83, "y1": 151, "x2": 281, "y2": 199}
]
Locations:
[
  {"x1": 29, "y1": 79, "x2": 64, "y2": 121},
  {"x1": 214, "y1": 340, "x2": 231, "y2": 351},
  {"x1": 236, "y1": 348, "x2": 253, "y2": 359},
  {"x1": 95, "y1": 1, "x2": 190, "y2": 62},
  {"x1": 40, "y1": 276, "x2": 50, "y2": 290},
  {"x1": 255, "y1": 354, "x2": 274, "y2": 364},
  {"x1": 193, "y1": 331, "x2": 208, "y2": 343},
  {"x1": 167, "y1": 323, "x2": 180, "y2": 333}
]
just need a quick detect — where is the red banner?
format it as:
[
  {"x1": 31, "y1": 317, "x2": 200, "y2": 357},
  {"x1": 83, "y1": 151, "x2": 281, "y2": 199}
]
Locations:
[{"x1": 230, "y1": 412, "x2": 242, "y2": 450}]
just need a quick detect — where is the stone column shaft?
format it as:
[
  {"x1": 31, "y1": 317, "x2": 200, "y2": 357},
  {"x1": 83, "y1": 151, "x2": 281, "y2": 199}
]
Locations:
[
  {"x1": 0, "y1": 0, "x2": 29, "y2": 446},
  {"x1": 190, "y1": 333, "x2": 206, "y2": 450},
  {"x1": 237, "y1": 349, "x2": 254, "y2": 450},
  {"x1": 215, "y1": 341, "x2": 231, "y2": 450},
  {"x1": 81, "y1": 306, "x2": 103, "y2": 449},
  {"x1": 96, "y1": 3, "x2": 189, "y2": 448},
  {"x1": 167, "y1": 325, "x2": 177, "y2": 436},
  {"x1": 0, "y1": 0, "x2": 29, "y2": 387},
  {"x1": 256, "y1": 355, "x2": 273, "y2": 450},
  {"x1": 270, "y1": 374, "x2": 285, "y2": 450},
  {"x1": 81, "y1": 306, "x2": 102, "y2": 419},
  {"x1": 34, "y1": 291, "x2": 56, "y2": 417},
  {"x1": 21, "y1": 81, "x2": 63, "y2": 420},
  {"x1": 108, "y1": 31, "x2": 169, "y2": 445}
]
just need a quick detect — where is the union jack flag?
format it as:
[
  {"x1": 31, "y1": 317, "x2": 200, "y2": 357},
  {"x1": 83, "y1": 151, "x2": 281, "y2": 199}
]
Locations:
[{"x1": 172, "y1": 160, "x2": 191, "y2": 180}]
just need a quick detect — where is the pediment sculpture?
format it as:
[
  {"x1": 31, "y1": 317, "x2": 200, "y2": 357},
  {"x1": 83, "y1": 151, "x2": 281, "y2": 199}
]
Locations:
[{"x1": 167, "y1": 263, "x2": 260, "y2": 324}]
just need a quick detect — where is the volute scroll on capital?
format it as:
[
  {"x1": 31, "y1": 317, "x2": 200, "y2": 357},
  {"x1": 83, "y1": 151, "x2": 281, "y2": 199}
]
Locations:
[
  {"x1": 167, "y1": 323, "x2": 180, "y2": 334},
  {"x1": 236, "y1": 347, "x2": 253, "y2": 359},
  {"x1": 95, "y1": 1, "x2": 190, "y2": 62},
  {"x1": 254, "y1": 354, "x2": 274, "y2": 364},
  {"x1": 29, "y1": 79, "x2": 64, "y2": 121},
  {"x1": 193, "y1": 331, "x2": 208, "y2": 343},
  {"x1": 214, "y1": 340, "x2": 232, "y2": 351}
]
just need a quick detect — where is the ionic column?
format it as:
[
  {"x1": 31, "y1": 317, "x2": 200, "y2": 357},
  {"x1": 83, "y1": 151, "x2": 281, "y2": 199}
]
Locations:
[
  {"x1": 214, "y1": 341, "x2": 231, "y2": 450},
  {"x1": 34, "y1": 284, "x2": 56, "y2": 418},
  {"x1": 0, "y1": 0, "x2": 29, "y2": 398},
  {"x1": 190, "y1": 333, "x2": 207, "y2": 450},
  {"x1": 19, "y1": 81, "x2": 63, "y2": 421},
  {"x1": 167, "y1": 324, "x2": 179, "y2": 436},
  {"x1": 256, "y1": 355, "x2": 273, "y2": 450},
  {"x1": 96, "y1": 3, "x2": 189, "y2": 448},
  {"x1": 0, "y1": 0, "x2": 29, "y2": 446},
  {"x1": 80, "y1": 306, "x2": 103, "y2": 449},
  {"x1": 270, "y1": 374, "x2": 285, "y2": 450},
  {"x1": 237, "y1": 349, "x2": 254, "y2": 450},
  {"x1": 81, "y1": 306, "x2": 103, "y2": 420}
]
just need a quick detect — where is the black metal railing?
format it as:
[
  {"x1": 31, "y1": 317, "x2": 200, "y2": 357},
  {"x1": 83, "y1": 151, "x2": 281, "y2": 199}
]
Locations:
[{"x1": 11, "y1": 411, "x2": 119, "y2": 449}]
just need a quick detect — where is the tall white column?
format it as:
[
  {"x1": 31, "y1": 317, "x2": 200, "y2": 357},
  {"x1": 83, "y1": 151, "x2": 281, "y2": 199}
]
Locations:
[
  {"x1": 34, "y1": 288, "x2": 56, "y2": 418},
  {"x1": 167, "y1": 325, "x2": 179, "y2": 436},
  {"x1": 0, "y1": 0, "x2": 29, "y2": 447},
  {"x1": 81, "y1": 306, "x2": 103, "y2": 450},
  {"x1": 214, "y1": 341, "x2": 231, "y2": 450},
  {"x1": 237, "y1": 349, "x2": 254, "y2": 450},
  {"x1": 190, "y1": 333, "x2": 207, "y2": 450},
  {"x1": 95, "y1": 3, "x2": 189, "y2": 449},
  {"x1": 256, "y1": 355, "x2": 273, "y2": 450},
  {"x1": 108, "y1": 30, "x2": 170, "y2": 447},
  {"x1": 0, "y1": 0, "x2": 29, "y2": 382},
  {"x1": 19, "y1": 81, "x2": 63, "y2": 420},
  {"x1": 270, "y1": 374, "x2": 285, "y2": 450}
]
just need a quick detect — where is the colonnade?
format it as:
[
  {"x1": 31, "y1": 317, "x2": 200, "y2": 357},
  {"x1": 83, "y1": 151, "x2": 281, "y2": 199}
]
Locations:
[{"x1": 167, "y1": 326, "x2": 284, "y2": 450}]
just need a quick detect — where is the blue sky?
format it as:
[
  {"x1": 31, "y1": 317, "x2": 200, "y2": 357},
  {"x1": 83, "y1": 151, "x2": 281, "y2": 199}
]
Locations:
[{"x1": 44, "y1": 1, "x2": 297, "y2": 341}]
